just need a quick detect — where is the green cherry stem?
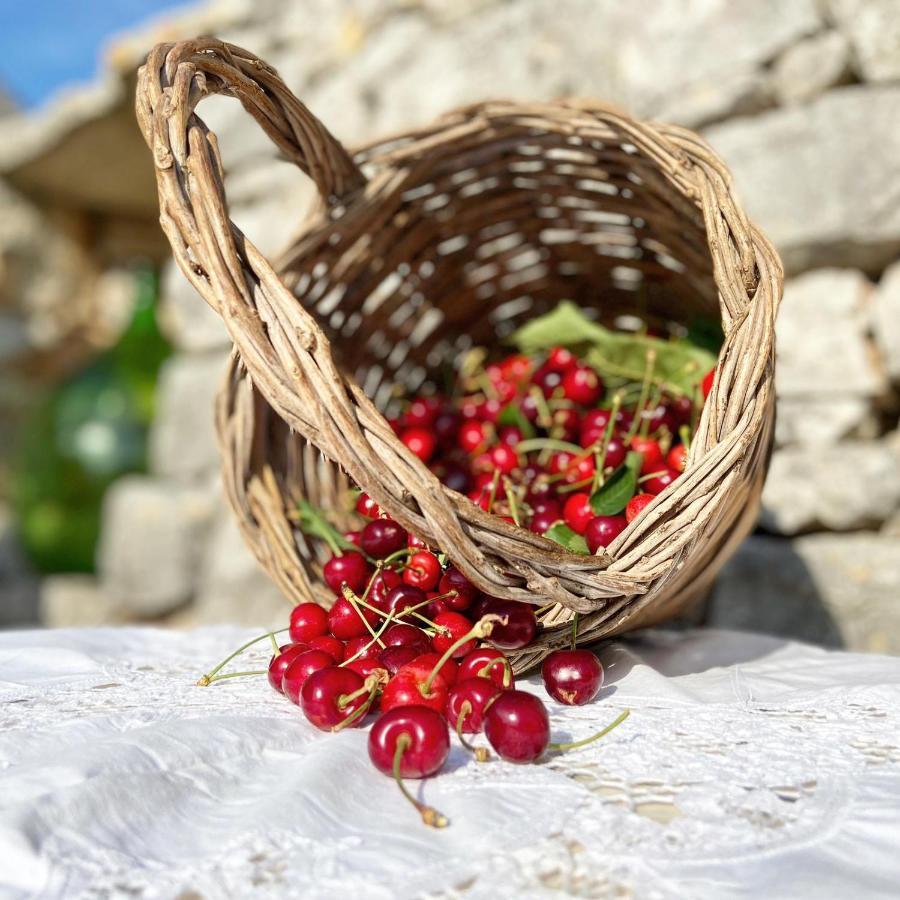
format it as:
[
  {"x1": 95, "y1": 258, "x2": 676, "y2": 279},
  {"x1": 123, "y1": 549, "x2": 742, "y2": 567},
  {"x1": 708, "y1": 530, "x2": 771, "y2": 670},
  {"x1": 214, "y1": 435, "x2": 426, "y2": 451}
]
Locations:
[
  {"x1": 548, "y1": 708, "x2": 631, "y2": 753},
  {"x1": 342, "y1": 584, "x2": 386, "y2": 648},
  {"x1": 393, "y1": 734, "x2": 449, "y2": 828},
  {"x1": 203, "y1": 670, "x2": 268, "y2": 685},
  {"x1": 456, "y1": 703, "x2": 491, "y2": 762},
  {"x1": 422, "y1": 615, "x2": 502, "y2": 696},
  {"x1": 197, "y1": 627, "x2": 290, "y2": 686},
  {"x1": 626, "y1": 348, "x2": 656, "y2": 442}
]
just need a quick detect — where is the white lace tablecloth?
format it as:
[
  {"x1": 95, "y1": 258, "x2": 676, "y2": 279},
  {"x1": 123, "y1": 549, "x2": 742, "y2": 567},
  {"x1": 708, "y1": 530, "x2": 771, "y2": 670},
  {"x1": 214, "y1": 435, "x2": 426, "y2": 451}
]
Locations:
[{"x1": 2, "y1": 626, "x2": 899, "y2": 899}]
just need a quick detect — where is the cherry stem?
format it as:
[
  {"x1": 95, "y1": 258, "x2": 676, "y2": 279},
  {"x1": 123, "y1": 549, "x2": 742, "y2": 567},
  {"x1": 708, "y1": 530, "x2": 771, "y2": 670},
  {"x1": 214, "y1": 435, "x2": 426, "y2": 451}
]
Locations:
[
  {"x1": 268, "y1": 632, "x2": 280, "y2": 655},
  {"x1": 638, "y1": 469, "x2": 669, "y2": 483},
  {"x1": 503, "y1": 477, "x2": 521, "y2": 526},
  {"x1": 351, "y1": 590, "x2": 444, "y2": 632},
  {"x1": 197, "y1": 627, "x2": 290, "y2": 686},
  {"x1": 592, "y1": 393, "x2": 623, "y2": 492},
  {"x1": 548, "y1": 708, "x2": 631, "y2": 753},
  {"x1": 393, "y1": 734, "x2": 449, "y2": 828},
  {"x1": 679, "y1": 424, "x2": 692, "y2": 454},
  {"x1": 381, "y1": 548, "x2": 414, "y2": 568},
  {"x1": 422, "y1": 615, "x2": 503, "y2": 696},
  {"x1": 338, "y1": 675, "x2": 380, "y2": 710},
  {"x1": 455, "y1": 702, "x2": 490, "y2": 762},
  {"x1": 486, "y1": 469, "x2": 501, "y2": 514},
  {"x1": 203, "y1": 670, "x2": 267, "y2": 685},
  {"x1": 333, "y1": 680, "x2": 380, "y2": 731},
  {"x1": 516, "y1": 437, "x2": 584, "y2": 456},
  {"x1": 476, "y1": 657, "x2": 513, "y2": 688},
  {"x1": 626, "y1": 348, "x2": 656, "y2": 442},
  {"x1": 342, "y1": 585, "x2": 386, "y2": 648}
]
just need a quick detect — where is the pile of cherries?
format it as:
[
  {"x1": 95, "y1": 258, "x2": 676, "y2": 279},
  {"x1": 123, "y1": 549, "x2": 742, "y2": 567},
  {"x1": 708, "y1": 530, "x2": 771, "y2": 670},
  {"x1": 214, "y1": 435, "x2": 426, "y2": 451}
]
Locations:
[
  {"x1": 384, "y1": 344, "x2": 713, "y2": 553},
  {"x1": 198, "y1": 341, "x2": 714, "y2": 825}
]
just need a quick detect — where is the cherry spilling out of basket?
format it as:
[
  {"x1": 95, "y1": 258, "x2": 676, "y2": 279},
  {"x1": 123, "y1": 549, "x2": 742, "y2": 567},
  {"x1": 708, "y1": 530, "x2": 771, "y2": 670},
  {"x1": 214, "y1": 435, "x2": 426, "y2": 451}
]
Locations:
[{"x1": 198, "y1": 304, "x2": 719, "y2": 825}]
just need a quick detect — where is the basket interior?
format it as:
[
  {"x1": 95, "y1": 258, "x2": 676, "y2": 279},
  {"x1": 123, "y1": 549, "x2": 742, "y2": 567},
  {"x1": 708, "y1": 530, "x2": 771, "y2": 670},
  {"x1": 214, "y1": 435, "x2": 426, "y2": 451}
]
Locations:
[{"x1": 276, "y1": 109, "x2": 720, "y2": 409}]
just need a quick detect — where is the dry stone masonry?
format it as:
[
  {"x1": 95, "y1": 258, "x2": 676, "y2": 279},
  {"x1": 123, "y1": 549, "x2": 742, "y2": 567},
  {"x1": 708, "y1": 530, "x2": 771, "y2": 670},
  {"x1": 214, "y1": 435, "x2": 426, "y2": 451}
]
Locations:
[{"x1": 0, "y1": 0, "x2": 897, "y2": 649}]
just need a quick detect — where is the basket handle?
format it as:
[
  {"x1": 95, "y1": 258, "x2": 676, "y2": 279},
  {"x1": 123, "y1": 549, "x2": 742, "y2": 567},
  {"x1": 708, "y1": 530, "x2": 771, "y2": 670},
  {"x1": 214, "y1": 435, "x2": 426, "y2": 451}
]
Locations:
[{"x1": 137, "y1": 38, "x2": 365, "y2": 208}]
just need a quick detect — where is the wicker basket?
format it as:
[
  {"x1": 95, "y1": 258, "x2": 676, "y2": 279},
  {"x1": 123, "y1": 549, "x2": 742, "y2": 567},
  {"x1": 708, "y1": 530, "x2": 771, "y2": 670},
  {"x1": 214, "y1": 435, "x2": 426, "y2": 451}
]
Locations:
[{"x1": 136, "y1": 39, "x2": 783, "y2": 670}]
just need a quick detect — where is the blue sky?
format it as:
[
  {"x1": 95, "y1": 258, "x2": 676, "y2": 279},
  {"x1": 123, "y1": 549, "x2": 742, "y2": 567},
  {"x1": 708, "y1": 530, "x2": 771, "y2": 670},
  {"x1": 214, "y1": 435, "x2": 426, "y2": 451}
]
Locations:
[{"x1": 0, "y1": 0, "x2": 195, "y2": 109}]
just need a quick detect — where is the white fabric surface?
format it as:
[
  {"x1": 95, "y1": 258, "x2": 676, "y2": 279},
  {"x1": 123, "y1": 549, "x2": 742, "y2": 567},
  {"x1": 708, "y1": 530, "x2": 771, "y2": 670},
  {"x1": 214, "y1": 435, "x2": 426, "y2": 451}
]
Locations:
[{"x1": 1, "y1": 625, "x2": 899, "y2": 900}]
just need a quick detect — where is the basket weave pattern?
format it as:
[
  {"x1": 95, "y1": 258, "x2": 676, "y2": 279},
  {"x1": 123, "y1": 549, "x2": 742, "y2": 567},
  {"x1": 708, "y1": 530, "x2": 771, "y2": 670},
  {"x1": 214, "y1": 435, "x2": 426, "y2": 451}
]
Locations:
[{"x1": 137, "y1": 39, "x2": 783, "y2": 669}]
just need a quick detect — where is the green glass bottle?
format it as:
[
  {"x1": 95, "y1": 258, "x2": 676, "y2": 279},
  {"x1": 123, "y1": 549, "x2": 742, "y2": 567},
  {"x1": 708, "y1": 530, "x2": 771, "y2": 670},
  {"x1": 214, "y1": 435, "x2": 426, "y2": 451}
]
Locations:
[{"x1": 13, "y1": 267, "x2": 171, "y2": 572}]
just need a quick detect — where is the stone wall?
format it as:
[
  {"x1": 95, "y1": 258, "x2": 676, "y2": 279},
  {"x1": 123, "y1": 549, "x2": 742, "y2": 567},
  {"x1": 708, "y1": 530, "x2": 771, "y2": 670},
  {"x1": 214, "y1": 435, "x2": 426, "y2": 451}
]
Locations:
[{"x1": 32, "y1": 0, "x2": 900, "y2": 651}]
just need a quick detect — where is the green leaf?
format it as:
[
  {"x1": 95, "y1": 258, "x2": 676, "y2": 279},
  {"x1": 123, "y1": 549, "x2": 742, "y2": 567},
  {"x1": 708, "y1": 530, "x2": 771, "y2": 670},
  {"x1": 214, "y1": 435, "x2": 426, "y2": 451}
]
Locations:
[
  {"x1": 590, "y1": 452, "x2": 642, "y2": 516},
  {"x1": 295, "y1": 499, "x2": 357, "y2": 555},
  {"x1": 509, "y1": 301, "x2": 717, "y2": 395},
  {"x1": 496, "y1": 402, "x2": 536, "y2": 439},
  {"x1": 544, "y1": 522, "x2": 590, "y2": 555}
]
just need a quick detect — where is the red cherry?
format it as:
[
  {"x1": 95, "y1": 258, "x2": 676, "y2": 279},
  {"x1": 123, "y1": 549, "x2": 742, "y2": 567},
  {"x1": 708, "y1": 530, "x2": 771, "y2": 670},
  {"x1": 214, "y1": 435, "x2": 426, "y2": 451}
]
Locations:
[
  {"x1": 370, "y1": 569, "x2": 403, "y2": 608},
  {"x1": 701, "y1": 367, "x2": 715, "y2": 398},
  {"x1": 289, "y1": 602, "x2": 329, "y2": 643},
  {"x1": 546, "y1": 346, "x2": 578, "y2": 372},
  {"x1": 267, "y1": 643, "x2": 310, "y2": 694},
  {"x1": 630, "y1": 437, "x2": 664, "y2": 474},
  {"x1": 411, "y1": 652, "x2": 459, "y2": 686},
  {"x1": 382, "y1": 622, "x2": 431, "y2": 654},
  {"x1": 380, "y1": 655, "x2": 454, "y2": 715},
  {"x1": 625, "y1": 492, "x2": 654, "y2": 523},
  {"x1": 457, "y1": 646, "x2": 513, "y2": 688},
  {"x1": 327, "y1": 595, "x2": 380, "y2": 641},
  {"x1": 488, "y1": 600, "x2": 537, "y2": 650},
  {"x1": 533, "y1": 365, "x2": 563, "y2": 397},
  {"x1": 489, "y1": 444, "x2": 519, "y2": 475},
  {"x1": 446, "y1": 678, "x2": 502, "y2": 733},
  {"x1": 307, "y1": 634, "x2": 345, "y2": 662},
  {"x1": 405, "y1": 397, "x2": 441, "y2": 428},
  {"x1": 541, "y1": 649, "x2": 603, "y2": 705},
  {"x1": 323, "y1": 552, "x2": 371, "y2": 594},
  {"x1": 643, "y1": 468, "x2": 678, "y2": 495},
  {"x1": 343, "y1": 530, "x2": 362, "y2": 548},
  {"x1": 300, "y1": 666, "x2": 371, "y2": 731},
  {"x1": 344, "y1": 657, "x2": 389, "y2": 680},
  {"x1": 384, "y1": 583, "x2": 427, "y2": 620},
  {"x1": 529, "y1": 496, "x2": 562, "y2": 518},
  {"x1": 562, "y1": 493, "x2": 594, "y2": 535},
  {"x1": 581, "y1": 408, "x2": 613, "y2": 432},
  {"x1": 407, "y1": 532, "x2": 429, "y2": 550},
  {"x1": 438, "y1": 566, "x2": 479, "y2": 611},
  {"x1": 459, "y1": 420, "x2": 488, "y2": 453},
  {"x1": 361, "y1": 518, "x2": 408, "y2": 558},
  {"x1": 667, "y1": 444, "x2": 688, "y2": 473},
  {"x1": 369, "y1": 705, "x2": 450, "y2": 777},
  {"x1": 584, "y1": 514, "x2": 628, "y2": 553},
  {"x1": 498, "y1": 425, "x2": 523, "y2": 447},
  {"x1": 433, "y1": 411, "x2": 461, "y2": 443},
  {"x1": 561, "y1": 366, "x2": 603, "y2": 406},
  {"x1": 355, "y1": 493, "x2": 380, "y2": 518},
  {"x1": 379, "y1": 644, "x2": 421, "y2": 675},
  {"x1": 344, "y1": 635, "x2": 380, "y2": 661},
  {"x1": 602, "y1": 436, "x2": 627, "y2": 469},
  {"x1": 401, "y1": 428, "x2": 436, "y2": 462},
  {"x1": 403, "y1": 551, "x2": 442, "y2": 591},
  {"x1": 499, "y1": 353, "x2": 534, "y2": 384},
  {"x1": 368, "y1": 706, "x2": 451, "y2": 827},
  {"x1": 281, "y1": 649, "x2": 335, "y2": 704},
  {"x1": 670, "y1": 395, "x2": 693, "y2": 426},
  {"x1": 483, "y1": 690, "x2": 550, "y2": 763},
  {"x1": 431, "y1": 612, "x2": 476, "y2": 658},
  {"x1": 529, "y1": 510, "x2": 559, "y2": 535},
  {"x1": 426, "y1": 595, "x2": 450, "y2": 618}
]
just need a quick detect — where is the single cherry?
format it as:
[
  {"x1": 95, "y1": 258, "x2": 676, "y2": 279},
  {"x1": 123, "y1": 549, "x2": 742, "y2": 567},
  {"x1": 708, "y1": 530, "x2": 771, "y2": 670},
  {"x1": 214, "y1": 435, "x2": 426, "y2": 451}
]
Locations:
[
  {"x1": 483, "y1": 690, "x2": 550, "y2": 763},
  {"x1": 368, "y1": 706, "x2": 450, "y2": 827},
  {"x1": 642, "y1": 469, "x2": 678, "y2": 495},
  {"x1": 403, "y1": 551, "x2": 442, "y2": 591},
  {"x1": 446, "y1": 678, "x2": 502, "y2": 734},
  {"x1": 355, "y1": 493, "x2": 380, "y2": 518},
  {"x1": 361, "y1": 518, "x2": 408, "y2": 558},
  {"x1": 382, "y1": 622, "x2": 431, "y2": 654},
  {"x1": 563, "y1": 493, "x2": 594, "y2": 535},
  {"x1": 281, "y1": 649, "x2": 335, "y2": 704},
  {"x1": 431, "y1": 612, "x2": 477, "y2": 658},
  {"x1": 383, "y1": 583, "x2": 427, "y2": 620},
  {"x1": 667, "y1": 444, "x2": 688, "y2": 473},
  {"x1": 401, "y1": 427, "x2": 436, "y2": 462},
  {"x1": 625, "y1": 492, "x2": 654, "y2": 523},
  {"x1": 488, "y1": 599, "x2": 537, "y2": 650},
  {"x1": 630, "y1": 437, "x2": 664, "y2": 474},
  {"x1": 267, "y1": 643, "x2": 310, "y2": 694},
  {"x1": 379, "y1": 644, "x2": 421, "y2": 675},
  {"x1": 327, "y1": 595, "x2": 380, "y2": 641},
  {"x1": 289, "y1": 602, "x2": 329, "y2": 643},
  {"x1": 300, "y1": 666, "x2": 373, "y2": 731},
  {"x1": 457, "y1": 646, "x2": 513, "y2": 688},
  {"x1": 307, "y1": 634, "x2": 345, "y2": 662},
  {"x1": 584, "y1": 514, "x2": 628, "y2": 553},
  {"x1": 561, "y1": 366, "x2": 603, "y2": 406},
  {"x1": 323, "y1": 552, "x2": 371, "y2": 594},
  {"x1": 438, "y1": 566, "x2": 479, "y2": 611},
  {"x1": 541, "y1": 649, "x2": 603, "y2": 705}
]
